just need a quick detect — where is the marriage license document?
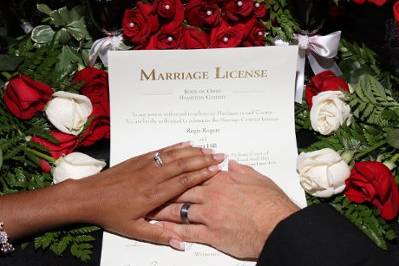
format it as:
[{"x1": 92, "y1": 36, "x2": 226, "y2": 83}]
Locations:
[{"x1": 102, "y1": 47, "x2": 306, "y2": 266}]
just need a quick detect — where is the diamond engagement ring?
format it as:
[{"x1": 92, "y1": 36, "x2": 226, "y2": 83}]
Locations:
[
  {"x1": 154, "y1": 152, "x2": 164, "y2": 167},
  {"x1": 180, "y1": 203, "x2": 191, "y2": 224}
]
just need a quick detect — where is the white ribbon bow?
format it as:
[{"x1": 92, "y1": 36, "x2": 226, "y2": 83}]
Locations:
[
  {"x1": 89, "y1": 34, "x2": 124, "y2": 67},
  {"x1": 294, "y1": 31, "x2": 342, "y2": 103}
]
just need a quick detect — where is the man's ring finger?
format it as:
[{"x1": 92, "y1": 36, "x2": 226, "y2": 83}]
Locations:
[{"x1": 180, "y1": 203, "x2": 191, "y2": 224}]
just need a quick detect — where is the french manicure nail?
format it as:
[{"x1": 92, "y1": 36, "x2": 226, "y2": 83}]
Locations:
[
  {"x1": 152, "y1": 221, "x2": 164, "y2": 228},
  {"x1": 181, "y1": 141, "x2": 193, "y2": 147},
  {"x1": 208, "y1": 164, "x2": 221, "y2": 172},
  {"x1": 202, "y1": 148, "x2": 214, "y2": 154},
  {"x1": 213, "y1": 153, "x2": 225, "y2": 161},
  {"x1": 169, "y1": 239, "x2": 185, "y2": 251}
]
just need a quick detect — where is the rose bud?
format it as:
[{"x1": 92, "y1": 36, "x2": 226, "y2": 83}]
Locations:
[
  {"x1": 52, "y1": 152, "x2": 106, "y2": 184},
  {"x1": 73, "y1": 67, "x2": 110, "y2": 117},
  {"x1": 224, "y1": 0, "x2": 254, "y2": 21},
  {"x1": 352, "y1": 0, "x2": 388, "y2": 6},
  {"x1": 122, "y1": 3, "x2": 159, "y2": 48},
  {"x1": 155, "y1": 0, "x2": 184, "y2": 23},
  {"x1": 310, "y1": 91, "x2": 351, "y2": 135},
  {"x1": 297, "y1": 148, "x2": 351, "y2": 198},
  {"x1": 394, "y1": 1, "x2": 399, "y2": 23},
  {"x1": 185, "y1": 0, "x2": 222, "y2": 28},
  {"x1": 146, "y1": 24, "x2": 184, "y2": 50},
  {"x1": 39, "y1": 159, "x2": 52, "y2": 173},
  {"x1": 210, "y1": 18, "x2": 255, "y2": 48},
  {"x1": 345, "y1": 161, "x2": 399, "y2": 220},
  {"x1": 31, "y1": 131, "x2": 79, "y2": 159},
  {"x1": 242, "y1": 22, "x2": 267, "y2": 47},
  {"x1": 45, "y1": 91, "x2": 93, "y2": 136},
  {"x1": 253, "y1": 1, "x2": 268, "y2": 18},
  {"x1": 305, "y1": 70, "x2": 349, "y2": 108},
  {"x1": 182, "y1": 27, "x2": 209, "y2": 49},
  {"x1": 210, "y1": 20, "x2": 244, "y2": 48},
  {"x1": 79, "y1": 115, "x2": 110, "y2": 147},
  {"x1": 3, "y1": 75, "x2": 53, "y2": 120}
]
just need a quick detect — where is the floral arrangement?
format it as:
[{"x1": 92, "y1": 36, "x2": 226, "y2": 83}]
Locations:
[
  {"x1": 122, "y1": 0, "x2": 269, "y2": 49},
  {"x1": 0, "y1": 0, "x2": 398, "y2": 262},
  {"x1": 0, "y1": 5, "x2": 111, "y2": 261}
]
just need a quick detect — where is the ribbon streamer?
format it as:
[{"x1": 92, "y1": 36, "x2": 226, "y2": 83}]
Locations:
[
  {"x1": 89, "y1": 34, "x2": 124, "y2": 67},
  {"x1": 294, "y1": 31, "x2": 342, "y2": 103}
]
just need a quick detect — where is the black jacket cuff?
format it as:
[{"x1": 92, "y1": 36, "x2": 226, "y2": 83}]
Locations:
[{"x1": 257, "y1": 204, "x2": 396, "y2": 266}]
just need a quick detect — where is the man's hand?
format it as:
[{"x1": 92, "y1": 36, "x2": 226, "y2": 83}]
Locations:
[{"x1": 149, "y1": 160, "x2": 299, "y2": 259}]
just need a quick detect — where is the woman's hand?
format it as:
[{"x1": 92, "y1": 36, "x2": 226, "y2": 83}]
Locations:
[
  {"x1": 0, "y1": 142, "x2": 224, "y2": 248},
  {"x1": 78, "y1": 142, "x2": 225, "y2": 245},
  {"x1": 148, "y1": 160, "x2": 299, "y2": 259}
]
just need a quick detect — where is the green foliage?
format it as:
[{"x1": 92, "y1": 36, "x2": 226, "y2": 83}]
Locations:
[
  {"x1": 31, "y1": 25, "x2": 56, "y2": 44},
  {"x1": 265, "y1": 0, "x2": 299, "y2": 42},
  {"x1": 386, "y1": 129, "x2": 399, "y2": 149},
  {"x1": 339, "y1": 39, "x2": 397, "y2": 90},
  {"x1": 33, "y1": 4, "x2": 91, "y2": 46},
  {"x1": 34, "y1": 226, "x2": 99, "y2": 262},
  {"x1": 295, "y1": 102, "x2": 312, "y2": 130},
  {"x1": 15, "y1": 42, "x2": 82, "y2": 92},
  {"x1": 349, "y1": 75, "x2": 399, "y2": 128},
  {"x1": 303, "y1": 122, "x2": 386, "y2": 160},
  {"x1": 0, "y1": 55, "x2": 24, "y2": 72},
  {"x1": 332, "y1": 196, "x2": 397, "y2": 250},
  {"x1": 9, "y1": 4, "x2": 92, "y2": 86}
]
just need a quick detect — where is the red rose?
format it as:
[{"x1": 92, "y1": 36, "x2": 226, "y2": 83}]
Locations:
[
  {"x1": 79, "y1": 115, "x2": 110, "y2": 147},
  {"x1": 353, "y1": 0, "x2": 365, "y2": 4},
  {"x1": 305, "y1": 70, "x2": 349, "y2": 107},
  {"x1": 155, "y1": 0, "x2": 184, "y2": 23},
  {"x1": 242, "y1": 21, "x2": 266, "y2": 46},
  {"x1": 39, "y1": 159, "x2": 51, "y2": 173},
  {"x1": 345, "y1": 162, "x2": 399, "y2": 220},
  {"x1": 352, "y1": 0, "x2": 388, "y2": 6},
  {"x1": 122, "y1": 2, "x2": 159, "y2": 48},
  {"x1": 146, "y1": 22, "x2": 184, "y2": 49},
  {"x1": 186, "y1": 0, "x2": 222, "y2": 28},
  {"x1": 224, "y1": 0, "x2": 254, "y2": 21},
  {"x1": 394, "y1": 1, "x2": 399, "y2": 23},
  {"x1": 73, "y1": 67, "x2": 110, "y2": 146},
  {"x1": 182, "y1": 27, "x2": 209, "y2": 49},
  {"x1": 210, "y1": 18, "x2": 255, "y2": 48},
  {"x1": 253, "y1": 1, "x2": 268, "y2": 18},
  {"x1": 73, "y1": 67, "x2": 109, "y2": 117},
  {"x1": 3, "y1": 75, "x2": 53, "y2": 120},
  {"x1": 31, "y1": 131, "x2": 79, "y2": 159}
]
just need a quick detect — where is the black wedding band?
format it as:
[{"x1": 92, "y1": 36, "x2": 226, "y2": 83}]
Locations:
[
  {"x1": 154, "y1": 152, "x2": 164, "y2": 167},
  {"x1": 180, "y1": 203, "x2": 191, "y2": 224}
]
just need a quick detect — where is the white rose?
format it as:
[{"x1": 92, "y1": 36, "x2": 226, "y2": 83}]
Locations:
[
  {"x1": 52, "y1": 152, "x2": 106, "y2": 184},
  {"x1": 310, "y1": 91, "x2": 351, "y2": 135},
  {"x1": 45, "y1": 91, "x2": 92, "y2": 135},
  {"x1": 297, "y1": 148, "x2": 350, "y2": 198}
]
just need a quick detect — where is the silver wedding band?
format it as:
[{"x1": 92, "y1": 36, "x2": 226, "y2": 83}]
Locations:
[
  {"x1": 180, "y1": 203, "x2": 191, "y2": 224},
  {"x1": 154, "y1": 152, "x2": 164, "y2": 167}
]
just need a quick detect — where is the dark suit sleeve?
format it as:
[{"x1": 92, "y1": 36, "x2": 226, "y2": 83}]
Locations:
[{"x1": 257, "y1": 204, "x2": 397, "y2": 266}]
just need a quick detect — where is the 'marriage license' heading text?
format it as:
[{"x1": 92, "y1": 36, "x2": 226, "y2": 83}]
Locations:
[{"x1": 140, "y1": 67, "x2": 268, "y2": 81}]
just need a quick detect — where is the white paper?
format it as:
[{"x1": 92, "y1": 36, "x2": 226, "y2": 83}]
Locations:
[{"x1": 102, "y1": 47, "x2": 306, "y2": 266}]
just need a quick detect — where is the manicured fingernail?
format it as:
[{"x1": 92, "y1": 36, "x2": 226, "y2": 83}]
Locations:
[
  {"x1": 169, "y1": 239, "x2": 185, "y2": 251},
  {"x1": 181, "y1": 141, "x2": 192, "y2": 147},
  {"x1": 208, "y1": 164, "x2": 221, "y2": 172},
  {"x1": 152, "y1": 221, "x2": 164, "y2": 228},
  {"x1": 202, "y1": 148, "x2": 214, "y2": 154},
  {"x1": 213, "y1": 153, "x2": 225, "y2": 160}
]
